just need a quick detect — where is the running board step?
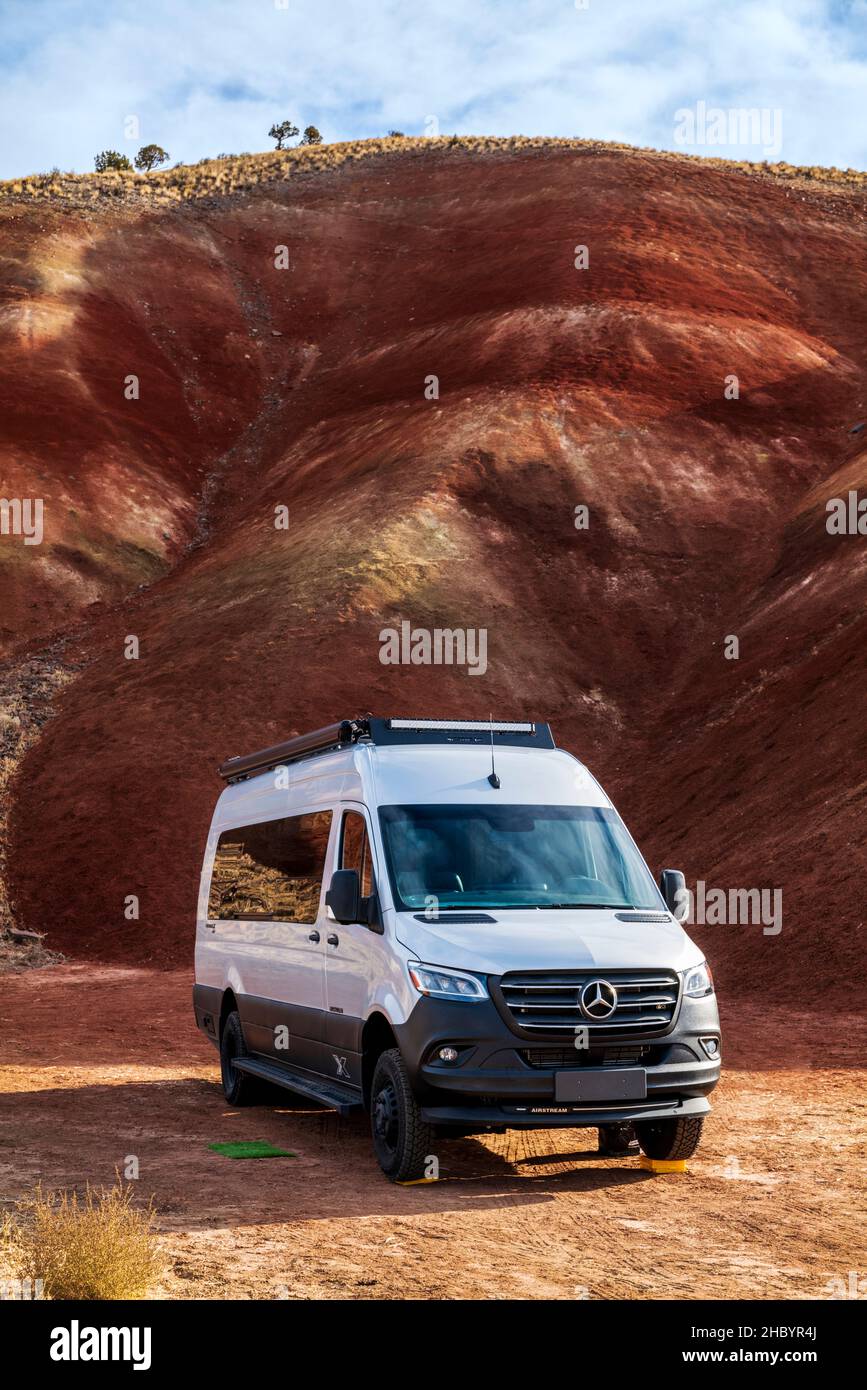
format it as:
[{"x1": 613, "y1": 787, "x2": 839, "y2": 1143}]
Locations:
[{"x1": 234, "y1": 1057, "x2": 363, "y2": 1116}]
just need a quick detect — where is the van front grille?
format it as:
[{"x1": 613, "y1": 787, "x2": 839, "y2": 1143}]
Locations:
[
  {"x1": 520, "y1": 1045, "x2": 651, "y2": 1069},
  {"x1": 498, "y1": 970, "x2": 680, "y2": 1038}
]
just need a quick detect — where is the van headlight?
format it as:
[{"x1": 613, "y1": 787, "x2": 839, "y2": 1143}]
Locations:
[
  {"x1": 684, "y1": 961, "x2": 714, "y2": 998},
  {"x1": 408, "y1": 964, "x2": 487, "y2": 1001}
]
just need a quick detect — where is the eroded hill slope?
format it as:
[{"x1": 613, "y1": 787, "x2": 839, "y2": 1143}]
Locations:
[{"x1": 2, "y1": 140, "x2": 865, "y2": 997}]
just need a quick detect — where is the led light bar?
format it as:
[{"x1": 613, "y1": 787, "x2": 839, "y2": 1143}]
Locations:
[
  {"x1": 219, "y1": 716, "x2": 556, "y2": 782},
  {"x1": 388, "y1": 719, "x2": 535, "y2": 734}
]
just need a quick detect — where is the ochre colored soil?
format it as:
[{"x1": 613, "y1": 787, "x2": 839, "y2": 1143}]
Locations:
[{"x1": 0, "y1": 966, "x2": 863, "y2": 1300}]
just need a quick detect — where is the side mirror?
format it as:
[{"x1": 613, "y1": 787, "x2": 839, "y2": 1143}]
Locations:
[
  {"x1": 326, "y1": 869, "x2": 360, "y2": 924},
  {"x1": 659, "y1": 868, "x2": 686, "y2": 917}
]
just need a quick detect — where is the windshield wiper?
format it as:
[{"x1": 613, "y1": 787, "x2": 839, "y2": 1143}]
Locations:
[
  {"x1": 433, "y1": 905, "x2": 498, "y2": 912},
  {"x1": 540, "y1": 902, "x2": 636, "y2": 910},
  {"x1": 430, "y1": 901, "x2": 637, "y2": 912}
]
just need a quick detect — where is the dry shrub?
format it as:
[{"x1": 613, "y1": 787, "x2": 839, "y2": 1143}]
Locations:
[
  {"x1": 10, "y1": 1181, "x2": 163, "y2": 1300},
  {"x1": 0, "y1": 930, "x2": 63, "y2": 973}
]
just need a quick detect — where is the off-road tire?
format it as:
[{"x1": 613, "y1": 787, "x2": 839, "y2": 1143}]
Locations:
[
  {"x1": 634, "y1": 1115, "x2": 704, "y2": 1160},
  {"x1": 370, "y1": 1047, "x2": 435, "y2": 1182},
  {"x1": 220, "y1": 1010, "x2": 262, "y2": 1106}
]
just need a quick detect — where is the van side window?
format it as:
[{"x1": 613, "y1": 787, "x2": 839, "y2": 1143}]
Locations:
[
  {"x1": 208, "y1": 811, "x2": 333, "y2": 923},
  {"x1": 340, "y1": 810, "x2": 373, "y2": 898}
]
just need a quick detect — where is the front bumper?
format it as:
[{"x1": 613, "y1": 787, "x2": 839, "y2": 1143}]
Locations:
[
  {"x1": 420, "y1": 1095, "x2": 711, "y2": 1128},
  {"x1": 394, "y1": 986, "x2": 721, "y2": 1130}
]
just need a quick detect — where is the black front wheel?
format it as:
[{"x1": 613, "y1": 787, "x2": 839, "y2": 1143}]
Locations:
[
  {"x1": 634, "y1": 1115, "x2": 704, "y2": 1160},
  {"x1": 370, "y1": 1048, "x2": 435, "y2": 1182}
]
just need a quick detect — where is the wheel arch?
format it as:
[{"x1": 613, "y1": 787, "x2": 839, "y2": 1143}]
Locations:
[
  {"x1": 361, "y1": 1011, "x2": 398, "y2": 1108},
  {"x1": 219, "y1": 988, "x2": 239, "y2": 1040}
]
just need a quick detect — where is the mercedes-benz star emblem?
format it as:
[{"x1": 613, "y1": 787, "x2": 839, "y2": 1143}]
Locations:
[{"x1": 579, "y1": 979, "x2": 618, "y2": 1020}]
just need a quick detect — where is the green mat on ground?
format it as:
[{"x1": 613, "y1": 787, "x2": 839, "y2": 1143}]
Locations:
[{"x1": 209, "y1": 1141, "x2": 297, "y2": 1160}]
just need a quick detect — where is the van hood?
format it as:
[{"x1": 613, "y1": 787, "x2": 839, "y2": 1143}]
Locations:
[{"x1": 394, "y1": 909, "x2": 703, "y2": 976}]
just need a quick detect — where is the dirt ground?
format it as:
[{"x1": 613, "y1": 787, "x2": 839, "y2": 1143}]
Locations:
[{"x1": 1, "y1": 964, "x2": 863, "y2": 1301}]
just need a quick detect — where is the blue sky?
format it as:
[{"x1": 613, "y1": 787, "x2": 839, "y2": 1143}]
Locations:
[{"x1": 0, "y1": 0, "x2": 865, "y2": 178}]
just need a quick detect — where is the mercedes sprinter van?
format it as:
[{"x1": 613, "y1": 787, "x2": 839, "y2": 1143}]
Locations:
[{"x1": 194, "y1": 717, "x2": 720, "y2": 1181}]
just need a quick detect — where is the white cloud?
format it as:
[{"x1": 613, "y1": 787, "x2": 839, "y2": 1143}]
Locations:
[{"x1": 0, "y1": 0, "x2": 864, "y2": 177}]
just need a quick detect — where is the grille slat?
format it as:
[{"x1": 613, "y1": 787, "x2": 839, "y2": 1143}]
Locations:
[
  {"x1": 499, "y1": 969, "x2": 680, "y2": 1038},
  {"x1": 507, "y1": 995, "x2": 675, "y2": 1010},
  {"x1": 502, "y1": 978, "x2": 676, "y2": 990}
]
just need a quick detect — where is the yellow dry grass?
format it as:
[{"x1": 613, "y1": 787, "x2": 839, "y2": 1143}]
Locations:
[
  {"x1": 1, "y1": 135, "x2": 864, "y2": 209},
  {"x1": 5, "y1": 1181, "x2": 164, "y2": 1300}
]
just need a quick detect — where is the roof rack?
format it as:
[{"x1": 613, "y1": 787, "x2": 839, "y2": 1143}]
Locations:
[
  {"x1": 218, "y1": 720, "x2": 365, "y2": 783},
  {"x1": 218, "y1": 716, "x2": 555, "y2": 783}
]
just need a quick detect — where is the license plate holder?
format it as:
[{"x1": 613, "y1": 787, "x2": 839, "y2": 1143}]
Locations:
[{"x1": 554, "y1": 1068, "x2": 647, "y2": 1103}]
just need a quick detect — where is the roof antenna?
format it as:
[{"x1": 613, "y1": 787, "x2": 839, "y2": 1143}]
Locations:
[{"x1": 487, "y1": 713, "x2": 501, "y2": 788}]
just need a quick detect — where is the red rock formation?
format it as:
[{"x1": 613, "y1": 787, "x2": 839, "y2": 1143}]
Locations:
[{"x1": 2, "y1": 143, "x2": 865, "y2": 999}]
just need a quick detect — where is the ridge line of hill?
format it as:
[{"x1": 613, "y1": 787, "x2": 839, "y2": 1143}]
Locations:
[{"x1": 3, "y1": 135, "x2": 866, "y2": 209}]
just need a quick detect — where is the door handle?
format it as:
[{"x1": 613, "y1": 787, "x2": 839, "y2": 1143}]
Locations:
[
  {"x1": 326, "y1": 932, "x2": 339, "y2": 947},
  {"x1": 308, "y1": 930, "x2": 320, "y2": 943}
]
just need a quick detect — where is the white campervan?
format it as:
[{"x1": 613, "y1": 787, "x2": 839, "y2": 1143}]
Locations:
[{"x1": 194, "y1": 717, "x2": 720, "y2": 1181}]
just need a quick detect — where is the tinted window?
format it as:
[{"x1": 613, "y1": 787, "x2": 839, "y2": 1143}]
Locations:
[
  {"x1": 208, "y1": 811, "x2": 332, "y2": 922},
  {"x1": 340, "y1": 810, "x2": 374, "y2": 897}
]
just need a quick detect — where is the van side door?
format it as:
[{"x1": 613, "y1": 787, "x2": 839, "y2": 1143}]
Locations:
[{"x1": 322, "y1": 805, "x2": 388, "y2": 1089}]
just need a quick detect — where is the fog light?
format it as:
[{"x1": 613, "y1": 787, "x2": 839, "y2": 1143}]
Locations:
[
  {"x1": 700, "y1": 1036, "x2": 720, "y2": 1059},
  {"x1": 437, "y1": 1046, "x2": 459, "y2": 1063}
]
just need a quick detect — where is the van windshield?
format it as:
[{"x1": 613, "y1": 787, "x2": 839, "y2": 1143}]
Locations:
[{"x1": 378, "y1": 804, "x2": 664, "y2": 912}]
